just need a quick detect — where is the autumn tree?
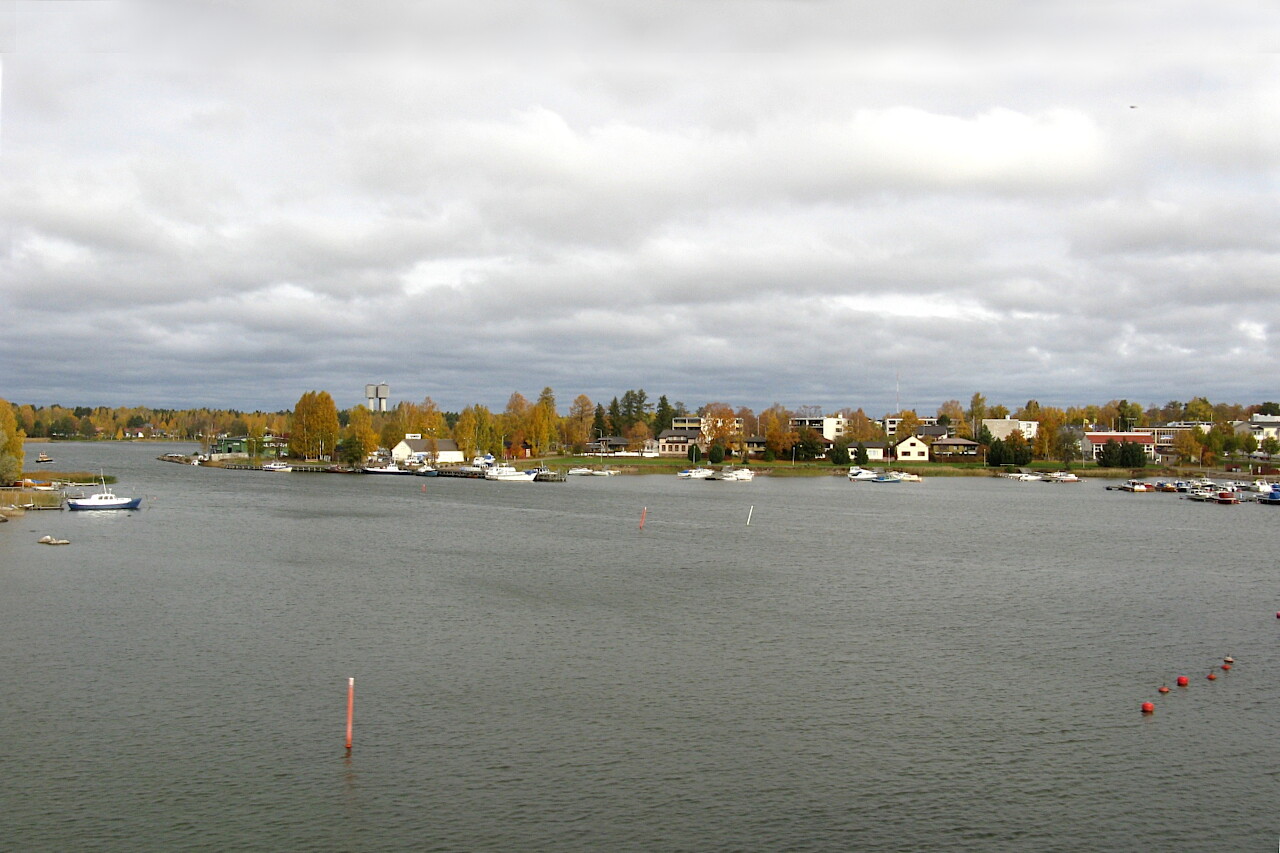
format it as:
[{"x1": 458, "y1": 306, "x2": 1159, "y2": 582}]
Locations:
[
  {"x1": 892, "y1": 410, "x2": 921, "y2": 439},
  {"x1": 1014, "y1": 399, "x2": 1041, "y2": 420},
  {"x1": 416, "y1": 397, "x2": 448, "y2": 439},
  {"x1": 1032, "y1": 407, "x2": 1066, "y2": 460},
  {"x1": 563, "y1": 395, "x2": 594, "y2": 452},
  {"x1": 701, "y1": 402, "x2": 739, "y2": 446},
  {"x1": 343, "y1": 405, "x2": 380, "y2": 464},
  {"x1": 845, "y1": 408, "x2": 882, "y2": 442},
  {"x1": 758, "y1": 404, "x2": 795, "y2": 459},
  {"x1": 500, "y1": 392, "x2": 532, "y2": 457},
  {"x1": 1183, "y1": 396, "x2": 1215, "y2": 423},
  {"x1": 454, "y1": 404, "x2": 499, "y2": 459},
  {"x1": 623, "y1": 420, "x2": 652, "y2": 452},
  {"x1": 379, "y1": 401, "x2": 418, "y2": 451},
  {"x1": 289, "y1": 391, "x2": 340, "y2": 460},
  {"x1": 527, "y1": 388, "x2": 559, "y2": 456},
  {"x1": 966, "y1": 393, "x2": 987, "y2": 432},
  {"x1": 937, "y1": 400, "x2": 966, "y2": 436},
  {"x1": 0, "y1": 399, "x2": 24, "y2": 484}
]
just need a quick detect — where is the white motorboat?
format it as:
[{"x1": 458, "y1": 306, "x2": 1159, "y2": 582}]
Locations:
[
  {"x1": 712, "y1": 468, "x2": 754, "y2": 481},
  {"x1": 567, "y1": 467, "x2": 597, "y2": 476},
  {"x1": 677, "y1": 468, "x2": 715, "y2": 479},
  {"x1": 262, "y1": 461, "x2": 293, "y2": 472},
  {"x1": 484, "y1": 464, "x2": 536, "y2": 481},
  {"x1": 888, "y1": 470, "x2": 923, "y2": 482},
  {"x1": 1045, "y1": 471, "x2": 1081, "y2": 483},
  {"x1": 847, "y1": 466, "x2": 879, "y2": 481},
  {"x1": 66, "y1": 478, "x2": 142, "y2": 511}
]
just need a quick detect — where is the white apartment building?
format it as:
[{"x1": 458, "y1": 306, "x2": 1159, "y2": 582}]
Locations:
[
  {"x1": 882, "y1": 415, "x2": 939, "y2": 437},
  {"x1": 789, "y1": 416, "x2": 847, "y2": 442},
  {"x1": 671, "y1": 415, "x2": 744, "y2": 437},
  {"x1": 982, "y1": 417, "x2": 1039, "y2": 441}
]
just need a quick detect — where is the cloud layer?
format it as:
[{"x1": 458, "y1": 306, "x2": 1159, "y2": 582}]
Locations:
[{"x1": 2, "y1": 1, "x2": 1278, "y2": 414}]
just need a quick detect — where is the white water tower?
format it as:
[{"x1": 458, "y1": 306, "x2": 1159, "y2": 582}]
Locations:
[{"x1": 365, "y1": 383, "x2": 389, "y2": 412}]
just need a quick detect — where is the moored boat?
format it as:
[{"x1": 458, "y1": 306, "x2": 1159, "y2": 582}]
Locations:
[
  {"x1": 66, "y1": 478, "x2": 142, "y2": 511},
  {"x1": 262, "y1": 461, "x2": 293, "y2": 472},
  {"x1": 484, "y1": 464, "x2": 536, "y2": 481},
  {"x1": 677, "y1": 467, "x2": 715, "y2": 479},
  {"x1": 1257, "y1": 487, "x2": 1280, "y2": 505},
  {"x1": 35, "y1": 452, "x2": 53, "y2": 464},
  {"x1": 847, "y1": 466, "x2": 878, "y2": 481}
]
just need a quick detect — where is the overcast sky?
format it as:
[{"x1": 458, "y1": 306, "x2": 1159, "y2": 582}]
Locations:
[{"x1": 1, "y1": 1, "x2": 1277, "y2": 417}]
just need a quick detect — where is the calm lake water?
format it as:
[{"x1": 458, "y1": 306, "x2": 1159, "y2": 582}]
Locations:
[{"x1": 3, "y1": 442, "x2": 1278, "y2": 851}]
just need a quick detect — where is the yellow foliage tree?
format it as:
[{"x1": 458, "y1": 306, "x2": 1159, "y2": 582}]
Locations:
[{"x1": 0, "y1": 399, "x2": 25, "y2": 483}]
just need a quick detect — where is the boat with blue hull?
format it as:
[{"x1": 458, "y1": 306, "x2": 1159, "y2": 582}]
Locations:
[{"x1": 66, "y1": 479, "x2": 142, "y2": 511}]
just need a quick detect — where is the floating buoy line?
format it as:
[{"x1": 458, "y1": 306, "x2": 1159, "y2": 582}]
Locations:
[{"x1": 1135, "y1": 619, "x2": 1275, "y2": 714}]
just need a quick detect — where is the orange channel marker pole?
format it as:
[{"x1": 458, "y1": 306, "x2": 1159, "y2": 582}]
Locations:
[
  {"x1": 639, "y1": 507, "x2": 647, "y2": 530},
  {"x1": 345, "y1": 677, "x2": 355, "y2": 751}
]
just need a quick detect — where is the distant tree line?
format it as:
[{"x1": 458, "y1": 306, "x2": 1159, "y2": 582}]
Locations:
[{"x1": 8, "y1": 392, "x2": 1280, "y2": 471}]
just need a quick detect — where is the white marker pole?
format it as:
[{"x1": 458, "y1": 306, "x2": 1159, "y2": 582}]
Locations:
[{"x1": 746, "y1": 505, "x2": 754, "y2": 526}]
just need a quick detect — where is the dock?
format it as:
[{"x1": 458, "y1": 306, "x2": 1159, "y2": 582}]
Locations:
[{"x1": 434, "y1": 467, "x2": 487, "y2": 479}]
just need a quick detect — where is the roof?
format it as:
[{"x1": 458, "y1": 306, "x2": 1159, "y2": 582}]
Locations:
[
  {"x1": 398, "y1": 437, "x2": 460, "y2": 452},
  {"x1": 1084, "y1": 432, "x2": 1154, "y2": 445},
  {"x1": 932, "y1": 437, "x2": 980, "y2": 447}
]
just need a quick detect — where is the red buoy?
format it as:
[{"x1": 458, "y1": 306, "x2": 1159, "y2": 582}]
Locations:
[
  {"x1": 1222, "y1": 663, "x2": 1232, "y2": 671},
  {"x1": 1157, "y1": 685, "x2": 1170, "y2": 694},
  {"x1": 1141, "y1": 702, "x2": 1155, "y2": 714},
  {"x1": 1176, "y1": 676, "x2": 1189, "y2": 686},
  {"x1": 1207, "y1": 672, "x2": 1217, "y2": 681}
]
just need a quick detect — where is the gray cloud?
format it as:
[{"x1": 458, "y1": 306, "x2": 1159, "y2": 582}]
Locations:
[{"x1": 2, "y1": 2, "x2": 1277, "y2": 415}]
